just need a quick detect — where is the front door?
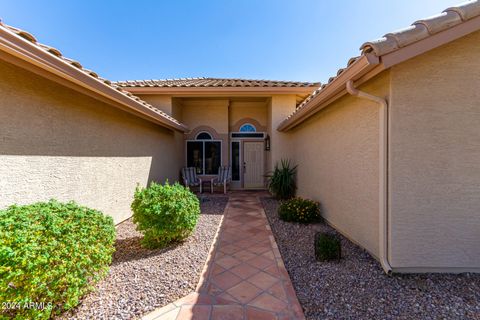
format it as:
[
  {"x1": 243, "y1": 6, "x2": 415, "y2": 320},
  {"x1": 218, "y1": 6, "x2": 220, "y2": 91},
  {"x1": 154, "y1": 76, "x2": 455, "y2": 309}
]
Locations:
[{"x1": 243, "y1": 141, "x2": 264, "y2": 189}]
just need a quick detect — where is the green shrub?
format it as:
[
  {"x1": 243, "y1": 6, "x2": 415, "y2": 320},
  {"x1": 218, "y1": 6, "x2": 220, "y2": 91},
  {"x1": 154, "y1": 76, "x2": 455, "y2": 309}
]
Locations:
[
  {"x1": 131, "y1": 181, "x2": 200, "y2": 248},
  {"x1": 314, "y1": 232, "x2": 341, "y2": 261},
  {"x1": 266, "y1": 159, "x2": 297, "y2": 200},
  {"x1": 0, "y1": 200, "x2": 115, "y2": 319},
  {"x1": 278, "y1": 197, "x2": 321, "y2": 223}
]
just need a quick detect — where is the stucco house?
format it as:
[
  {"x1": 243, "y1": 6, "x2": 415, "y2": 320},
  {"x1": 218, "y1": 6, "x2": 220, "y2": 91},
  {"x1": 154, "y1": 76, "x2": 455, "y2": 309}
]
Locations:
[{"x1": 1, "y1": 1, "x2": 479, "y2": 274}]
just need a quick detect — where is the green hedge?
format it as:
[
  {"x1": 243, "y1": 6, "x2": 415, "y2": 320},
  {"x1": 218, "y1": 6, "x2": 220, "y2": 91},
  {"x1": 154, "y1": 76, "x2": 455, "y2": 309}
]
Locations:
[
  {"x1": 314, "y1": 232, "x2": 341, "y2": 261},
  {"x1": 131, "y1": 181, "x2": 200, "y2": 248},
  {"x1": 278, "y1": 197, "x2": 322, "y2": 223},
  {"x1": 0, "y1": 200, "x2": 116, "y2": 319}
]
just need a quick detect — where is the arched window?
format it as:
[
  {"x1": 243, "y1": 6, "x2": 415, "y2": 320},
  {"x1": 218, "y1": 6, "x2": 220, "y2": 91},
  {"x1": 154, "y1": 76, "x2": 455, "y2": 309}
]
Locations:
[
  {"x1": 239, "y1": 123, "x2": 256, "y2": 132},
  {"x1": 187, "y1": 131, "x2": 221, "y2": 175},
  {"x1": 196, "y1": 131, "x2": 212, "y2": 140}
]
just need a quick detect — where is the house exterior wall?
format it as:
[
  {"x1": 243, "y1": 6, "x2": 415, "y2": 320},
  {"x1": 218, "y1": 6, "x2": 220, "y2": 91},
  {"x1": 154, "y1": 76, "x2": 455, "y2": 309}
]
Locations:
[
  {"x1": 0, "y1": 60, "x2": 183, "y2": 224},
  {"x1": 285, "y1": 73, "x2": 390, "y2": 257},
  {"x1": 269, "y1": 95, "x2": 297, "y2": 174},
  {"x1": 389, "y1": 30, "x2": 480, "y2": 271},
  {"x1": 136, "y1": 94, "x2": 173, "y2": 116},
  {"x1": 181, "y1": 99, "x2": 229, "y2": 167},
  {"x1": 229, "y1": 100, "x2": 268, "y2": 132}
]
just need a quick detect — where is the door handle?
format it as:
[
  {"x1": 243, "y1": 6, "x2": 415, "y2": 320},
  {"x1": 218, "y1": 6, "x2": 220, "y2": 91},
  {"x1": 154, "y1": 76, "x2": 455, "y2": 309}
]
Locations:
[{"x1": 243, "y1": 162, "x2": 246, "y2": 173}]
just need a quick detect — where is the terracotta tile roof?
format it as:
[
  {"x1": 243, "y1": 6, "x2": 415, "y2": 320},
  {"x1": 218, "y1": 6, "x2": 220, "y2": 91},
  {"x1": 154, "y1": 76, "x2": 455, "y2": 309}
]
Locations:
[
  {"x1": 0, "y1": 22, "x2": 187, "y2": 131},
  {"x1": 113, "y1": 78, "x2": 319, "y2": 88},
  {"x1": 283, "y1": 0, "x2": 480, "y2": 129},
  {"x1": 361, "y1": 0, "x2": 480, "y2": 55}
]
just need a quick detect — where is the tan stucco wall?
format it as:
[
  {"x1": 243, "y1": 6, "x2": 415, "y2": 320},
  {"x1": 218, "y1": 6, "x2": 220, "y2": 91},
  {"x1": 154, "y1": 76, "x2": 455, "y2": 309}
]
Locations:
[
  {"x1": 181, "y1": 99, "x2": 229, "y2": 134},
  {"x1": 0, "y1": 60, "x2": 183, "y2": 224},
  {"x1": 229, "y1": 100, "x2": 268, "y2": 131},
  {"x1": 268, "y1": 95, "x2": 297, "y2": 174},
  {"x1": 136, "y1": 94, "x2": 173, "y2": 116},
  {"x1": 286, "y1": 73, "x2": 390, "y2": 257},
  {"x1": 389, "y1": 30, "x2": 480, "y2": 270},
  {"x1": 180, "y1": 99, "x2": 230, "y2": 168}
]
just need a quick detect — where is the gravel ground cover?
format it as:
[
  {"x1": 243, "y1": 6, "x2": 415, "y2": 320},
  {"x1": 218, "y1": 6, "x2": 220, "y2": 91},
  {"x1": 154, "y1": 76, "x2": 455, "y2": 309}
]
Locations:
[
  {"x1": 261, "y1": 197, "x2": 480, "y2": 320},
  {"x1": 61, "y1": 195, "x2": 228, "y2": 320}
]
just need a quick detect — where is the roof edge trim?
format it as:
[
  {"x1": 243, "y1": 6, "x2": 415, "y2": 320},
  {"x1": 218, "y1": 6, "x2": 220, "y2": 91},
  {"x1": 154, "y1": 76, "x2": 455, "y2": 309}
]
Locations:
[
  {"x1": 0, "y1": 25, "x2": 188, "y2": 132},
  {"x1": 278, "y1": 6, "x2": 480, "y2": 132},
  {"x1": 277, "y1": 54, "x2": 380, "y2": 132},
  {"x1": 120, "y1": 86, "x2": 317, "y2": 95}
]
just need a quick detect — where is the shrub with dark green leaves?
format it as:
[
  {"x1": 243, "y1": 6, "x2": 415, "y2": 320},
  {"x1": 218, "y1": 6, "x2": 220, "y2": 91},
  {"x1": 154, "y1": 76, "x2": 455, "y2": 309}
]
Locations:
[
  {"x1": 315, "y1": 232, "x2": 341, "y2": 261},
  {"x1": 0, "y1": 200, "x2": 115, "y2": 319},
  {"x1": 131, "y1": 181, "x2": 200, "y2": 248},
  {"x1": 278, "y1": 197, "x2": 321, "y2": 223},
  {"x1": 266, "y1": 159, "x2": 297, "y2": 200}
]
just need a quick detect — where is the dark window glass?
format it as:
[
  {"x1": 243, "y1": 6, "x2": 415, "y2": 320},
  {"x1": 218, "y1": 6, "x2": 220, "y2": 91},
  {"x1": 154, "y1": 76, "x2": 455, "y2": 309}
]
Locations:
[
  {"x1": 231, "y1": 141, "x2": 240, "y2": 181},
  {"x1": 196, "y1": 132, "x2": 212, "y2": 140},
  {"x1": 187, "y1": 141, "x2": 203, "y2": 175},
  {"x1": 204, "y1": 141, "x2": 221, "y2": 175},
  {"x1": 231, "y1": 133, "x2": 264, "y2": 138}
]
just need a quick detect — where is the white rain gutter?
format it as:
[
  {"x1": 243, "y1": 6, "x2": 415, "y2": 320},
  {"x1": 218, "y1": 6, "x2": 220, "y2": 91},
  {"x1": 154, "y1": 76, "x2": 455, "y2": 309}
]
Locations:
[{"x1": 346, "y1": 80, "x2": 392, "y2": 274}]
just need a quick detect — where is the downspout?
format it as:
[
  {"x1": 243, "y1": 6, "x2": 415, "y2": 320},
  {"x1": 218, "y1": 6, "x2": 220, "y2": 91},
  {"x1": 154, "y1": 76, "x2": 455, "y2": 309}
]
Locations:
[{"x1": 346, "y1": 80, "x2": 392, "y2": 274}]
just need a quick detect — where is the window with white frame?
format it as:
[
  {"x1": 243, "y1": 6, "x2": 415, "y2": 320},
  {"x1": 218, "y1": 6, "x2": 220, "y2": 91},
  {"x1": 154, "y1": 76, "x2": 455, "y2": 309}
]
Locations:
[{"x1": 186, "y1": 132, "x2": 221, "y2": 175}]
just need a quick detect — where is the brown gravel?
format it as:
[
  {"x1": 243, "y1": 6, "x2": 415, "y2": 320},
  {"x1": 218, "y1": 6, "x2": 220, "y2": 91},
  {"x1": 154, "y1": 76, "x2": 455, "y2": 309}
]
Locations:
[
  {"x1": 60, "y1": 195, "x2": 228, "y2": 320},
  {"x1": 261, "y1": 197, "x2": 480, "y2": 320}
]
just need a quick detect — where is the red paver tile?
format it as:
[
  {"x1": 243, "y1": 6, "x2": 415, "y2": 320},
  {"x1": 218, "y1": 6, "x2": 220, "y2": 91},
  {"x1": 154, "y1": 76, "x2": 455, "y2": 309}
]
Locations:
[
  {"x1": 220, "y1": 244, "x2": 242, "y2": 255},
  {"x1": 211, "y1": 263, "x2": 226, "y2": 276},
  {"x1": 264, "y1": 265, "x2": 281, "y2": 278},
  {"x1": 216, "y1": 255, "x2": 242, "y2": 269},
  {"x1": 247, "y1": 271, "x2": 279, "y2": 290},
  {"x1": 266, "y1": 282, "x2": 288, "y2": 302},
  {"x1": 248, "y1": 245, "x2": 271, "y2": 255},
  {"x1": 246, "y1": 306, "x2": 278, "y2": 320},
  {"x1": 211, "y1": 270, "x2": 243, "y2": 291},
  {"x1": 176, "y1": 305, "x2": 211, "y2": 320},
  {"x1": 211, "y1": 305, "x2": 244, "y2": 320},
  {"x1": 230, "y1": 263, "x2": 259, "y2": 279},
  {"x1": 249, "y1": 293, "x2": 286, "y2": 313},
  {"x1": 215, "y1": 292, "x2": 241, "y2": 305},
  {"x1": 262, "y1": 250, "x2": 275, "y2": 260},
  {"x1": 235, "y1": 239, "x2": 257, "y2": 249},
  {"x1": 226, "y1": 281, "x2": 263, "y2": 304},
  {"x1": 232, "y1": 250, "x2": 257, "y2": 262},
  {"x1": 147, "y1": 193, "x2": 305, "y2": 320},
  {"x1": 246, "y1": 255, "x2": 275, "y2": 270}
]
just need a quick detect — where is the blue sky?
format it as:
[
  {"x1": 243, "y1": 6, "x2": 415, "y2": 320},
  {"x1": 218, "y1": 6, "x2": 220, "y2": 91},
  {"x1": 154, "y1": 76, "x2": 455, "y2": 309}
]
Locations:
[{"x1": 1, "y1": 0, "x2": 461, "y2": 83}]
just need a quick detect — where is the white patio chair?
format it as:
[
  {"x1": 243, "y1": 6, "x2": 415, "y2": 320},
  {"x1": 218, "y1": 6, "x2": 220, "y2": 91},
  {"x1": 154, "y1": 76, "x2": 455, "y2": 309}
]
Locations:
[
  {"x1": 210, "y1": 166, "x2": 231, "y2": 194},
  {"x1": 182, "y1": 167, "x2": 202, "y2": 193}
]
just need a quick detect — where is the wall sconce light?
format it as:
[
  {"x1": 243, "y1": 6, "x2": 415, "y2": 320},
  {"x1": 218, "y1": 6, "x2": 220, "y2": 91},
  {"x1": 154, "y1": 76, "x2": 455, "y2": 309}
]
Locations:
[{"x1": 265, "y1": 134, "x2": 271, "y2": 151}]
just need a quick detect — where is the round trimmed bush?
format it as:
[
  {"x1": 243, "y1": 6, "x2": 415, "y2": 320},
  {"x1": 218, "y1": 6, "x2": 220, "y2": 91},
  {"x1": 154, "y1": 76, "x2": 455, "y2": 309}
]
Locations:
[
  {"x1": 131, "y1": 181, "x2": 200, "y2": 248},
  {"x1": 278, "y1": 197, "x2": 321, "y2": 223},
  {"x1": 0, "y1": 200, "x2": 115, "y2": 319},
  {"x1": 314, "y1": 232, "x2": 341, "y2": 261}
]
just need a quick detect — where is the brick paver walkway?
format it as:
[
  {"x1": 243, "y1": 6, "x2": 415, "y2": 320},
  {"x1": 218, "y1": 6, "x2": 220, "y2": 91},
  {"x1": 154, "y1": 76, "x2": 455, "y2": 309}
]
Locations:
[{"x1": 143, "y1": 192, "x2": 304, "y2": 320}]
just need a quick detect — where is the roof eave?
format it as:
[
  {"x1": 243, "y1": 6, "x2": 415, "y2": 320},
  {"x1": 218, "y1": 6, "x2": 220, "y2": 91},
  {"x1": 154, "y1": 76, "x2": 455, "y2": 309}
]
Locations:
[
  {"x1": 277, "y1": 53, "x2": 381, "y2": 132},
  {"x1": 278, "y1": 14, "x2": 480, "y2": 132},
  {"x1": 0, "y1": 26, "x2": 188, "y2": 133},
  {"x1": 380, "y1": 14, "x2": 480, "y2": 69},
  {"x1": 118, "y1": 86, "x2": 318, "y2": 95}
]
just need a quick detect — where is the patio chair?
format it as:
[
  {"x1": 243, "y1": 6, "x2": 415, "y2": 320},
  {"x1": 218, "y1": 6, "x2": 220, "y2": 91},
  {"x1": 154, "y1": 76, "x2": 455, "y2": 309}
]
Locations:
[
  {"x1": 210, "y1": 166, "x2": 232, "y2": 194},
  {"x1": 182, "y1": 167, "x2": 202, "y2": 193}
]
